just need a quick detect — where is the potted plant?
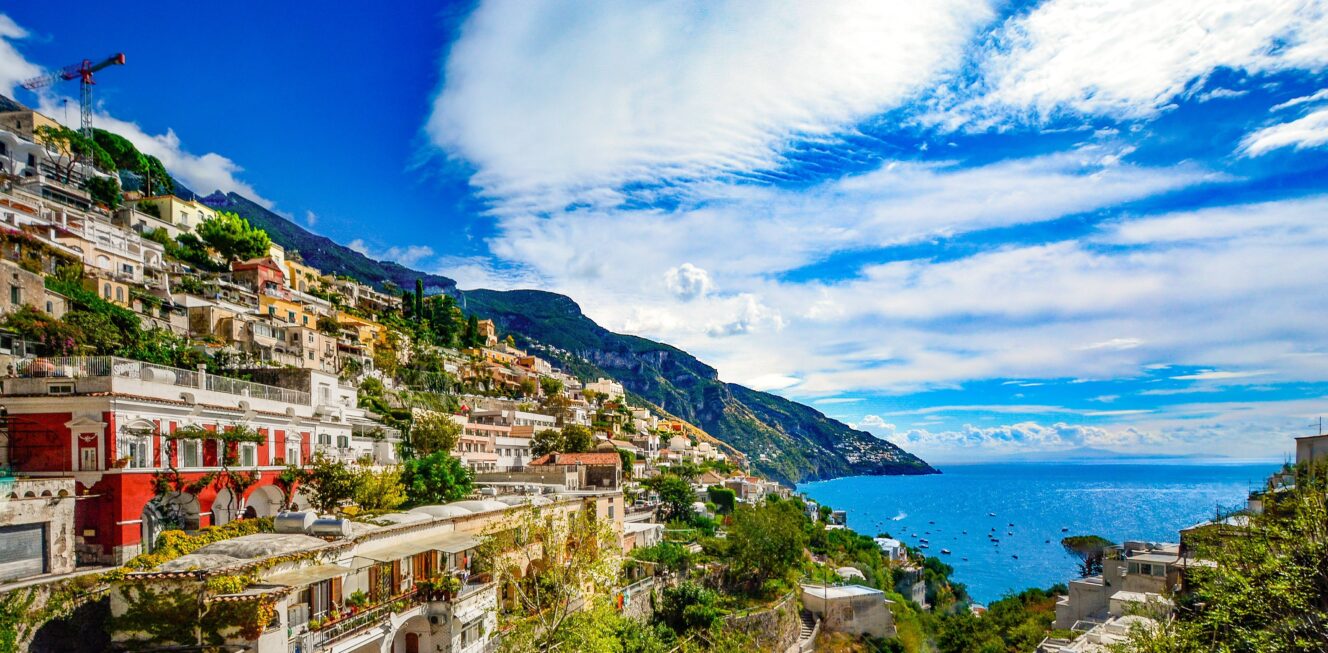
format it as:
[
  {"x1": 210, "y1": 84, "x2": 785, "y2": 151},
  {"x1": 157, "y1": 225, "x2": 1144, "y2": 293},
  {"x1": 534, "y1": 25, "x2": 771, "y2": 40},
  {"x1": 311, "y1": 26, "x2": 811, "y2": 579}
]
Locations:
[
  {"x1": 347, "y1": 590, "x2": 369, "y2": 613},
  {"x1": 443, "y1": 575, "x2": 462, "y2": 600},
  {"x1": 111, "y1": 456, "x2": 132, "y2": 469}
]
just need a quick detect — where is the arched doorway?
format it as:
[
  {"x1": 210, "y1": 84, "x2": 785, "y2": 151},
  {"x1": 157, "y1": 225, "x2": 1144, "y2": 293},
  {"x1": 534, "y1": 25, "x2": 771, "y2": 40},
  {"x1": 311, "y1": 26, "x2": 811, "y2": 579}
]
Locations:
[
  {"x1": 212, "y1": 488, "x2": 241, "y2": 526},
  {"x1": 142, "y1": 493, "x2": 201, "y2": 551},
  {"x1": 389, "y1": 615, "x2": 432, "y2": 653},
  {"x1": 246, "y1": 485, "x2": 286, "y2": 518},
  {"x1": 140, "y1": 502, "x2": 164, "y2": 554}
]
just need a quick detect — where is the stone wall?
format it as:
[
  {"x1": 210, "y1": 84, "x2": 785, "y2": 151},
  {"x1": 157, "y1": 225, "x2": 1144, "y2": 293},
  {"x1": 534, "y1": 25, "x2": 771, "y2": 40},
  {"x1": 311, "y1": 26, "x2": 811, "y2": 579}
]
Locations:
[{"x1": 724, "y1": 590, "x2": 800, "y2": 652}]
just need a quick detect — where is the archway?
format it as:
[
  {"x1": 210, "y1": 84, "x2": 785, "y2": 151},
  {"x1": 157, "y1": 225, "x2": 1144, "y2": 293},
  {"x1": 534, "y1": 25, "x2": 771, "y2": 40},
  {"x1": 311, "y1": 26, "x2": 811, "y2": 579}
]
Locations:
[
  {"x1": 212, "y1": 488, "x2": 241, "y2": 526},
  {"x1": 246, "y1": 485, "x2": 286, "y2": 518},
  {"x1": 389, "y1": 615, "x2": 433, "y2": 653},
  {"x1": 140, "y1": 502, "x2": 163, "y2": 554}
]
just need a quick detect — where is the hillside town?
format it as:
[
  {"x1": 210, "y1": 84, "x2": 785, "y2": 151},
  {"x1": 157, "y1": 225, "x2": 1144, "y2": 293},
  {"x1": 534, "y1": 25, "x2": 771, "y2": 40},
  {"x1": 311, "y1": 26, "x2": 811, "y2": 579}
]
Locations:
[
  {"x1": 0, "y1": 44, "x2": 1325, "y2": 653},
  {"x1": 0, "y1": 98, "x2": 923, "y2": 652}
]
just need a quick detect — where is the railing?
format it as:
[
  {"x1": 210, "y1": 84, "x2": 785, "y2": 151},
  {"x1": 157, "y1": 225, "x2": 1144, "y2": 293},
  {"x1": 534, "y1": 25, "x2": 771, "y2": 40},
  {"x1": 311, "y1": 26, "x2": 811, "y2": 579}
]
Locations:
[
  {"x1": 12, "y1": 355, "x2": 311, "y2": 405},
  {"x1": 311, "y1": 593, "x2": 421, "y2": 648}
]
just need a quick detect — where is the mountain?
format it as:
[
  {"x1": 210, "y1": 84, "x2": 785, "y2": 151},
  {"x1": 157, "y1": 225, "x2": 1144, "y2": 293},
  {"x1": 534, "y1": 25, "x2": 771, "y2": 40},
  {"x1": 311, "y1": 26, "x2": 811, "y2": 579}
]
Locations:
[
  {"x1": 197, "y1": 190, "x2": 457, "y2": 295},
  {"x1": 460, "y1": 289, "x2": 936, "y2": 484},
  {"x1": 210, "y1": 191, "x2": 934, "y2": 484}
]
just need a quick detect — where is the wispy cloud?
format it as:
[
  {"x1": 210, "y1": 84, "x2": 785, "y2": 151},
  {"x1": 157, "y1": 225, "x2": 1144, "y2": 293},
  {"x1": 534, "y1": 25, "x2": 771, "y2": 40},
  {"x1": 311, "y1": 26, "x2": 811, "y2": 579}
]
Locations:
[{"x1": 347, "y1": 239, "x2": 435, "y2": 268}]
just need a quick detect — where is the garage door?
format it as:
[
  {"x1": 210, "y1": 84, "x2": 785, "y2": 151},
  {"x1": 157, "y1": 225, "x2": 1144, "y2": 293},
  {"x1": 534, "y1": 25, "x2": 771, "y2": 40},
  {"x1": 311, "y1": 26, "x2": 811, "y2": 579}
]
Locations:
[{"x1": 0, "y1": 523, "x2": 46, "y2": 582}]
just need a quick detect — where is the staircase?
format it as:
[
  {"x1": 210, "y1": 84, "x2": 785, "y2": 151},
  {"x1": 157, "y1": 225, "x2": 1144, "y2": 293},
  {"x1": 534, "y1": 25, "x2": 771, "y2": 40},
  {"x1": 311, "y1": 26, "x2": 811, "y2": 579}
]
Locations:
[{"x1": 790, "y1": 610, "x2": 819, "y2": 652}]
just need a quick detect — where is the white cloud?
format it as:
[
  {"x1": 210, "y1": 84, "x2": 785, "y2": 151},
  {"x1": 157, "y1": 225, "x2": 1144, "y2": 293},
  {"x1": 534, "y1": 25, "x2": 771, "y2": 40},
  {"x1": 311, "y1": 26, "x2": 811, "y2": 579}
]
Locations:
[
  {"x1": 347, "y1": 239, "x2": 436, "y2": 268},
  {"x1": 1171, "y1": 370, "x2": 1271, "y2": 381},
  {"x1": 1080, "y1": 338, "x2": 1143, "y2": 351},
  {"x1": 429, "y1": 0, "x2": 994, "y2": 208},
  {"x1": 966, "y1": 0, "x2": 1328, "y2": 122},
  {"x1": 860, "y1": 414, "x2": 893, "y2": 429},
  {"x1": 664, "y1": 263, "x2": 713, "y2": 301},
  {"x1": 304, "y1": 210, "x2": 317, "y2": 227},
  {"x1": 1240, "y1": 108, "x2": 1328, "y2": 155},
  {"x1": 1271, "y1": 88, "x2": 1328, "y2": 112},
  {"x1": 744, "y1": 373, "x2": 800, "y2": 392},
  {"x1": 0, "y1": 15, "x2": 40, "y2": 96}
]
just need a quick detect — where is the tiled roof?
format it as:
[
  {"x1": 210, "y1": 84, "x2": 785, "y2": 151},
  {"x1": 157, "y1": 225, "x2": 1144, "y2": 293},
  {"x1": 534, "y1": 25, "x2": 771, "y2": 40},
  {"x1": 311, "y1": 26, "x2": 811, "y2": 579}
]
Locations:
[{"x1": 528, "y1": 452, "x2": 622, "y2": 466}]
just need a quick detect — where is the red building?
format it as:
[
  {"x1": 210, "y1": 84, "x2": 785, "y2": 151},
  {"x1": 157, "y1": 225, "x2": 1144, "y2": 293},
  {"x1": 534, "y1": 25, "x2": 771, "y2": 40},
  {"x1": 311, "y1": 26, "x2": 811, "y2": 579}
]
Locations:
[
  {"x1": 0, "y1": 356, "x2": 367, "y2": 565},
  {"x1": 231, "y1": 256, "x2": 288, "y2": 299}
]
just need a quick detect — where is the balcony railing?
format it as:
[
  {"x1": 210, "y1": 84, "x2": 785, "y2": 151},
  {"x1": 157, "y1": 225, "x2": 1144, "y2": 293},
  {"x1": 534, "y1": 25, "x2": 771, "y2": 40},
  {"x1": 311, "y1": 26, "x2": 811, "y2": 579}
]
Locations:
[
  {"x1": 309, "y1": 591, "x2": 422, "y2": 648},
  {"x1": 13, "y1": 355, "x2": 311, "y2": 405}
]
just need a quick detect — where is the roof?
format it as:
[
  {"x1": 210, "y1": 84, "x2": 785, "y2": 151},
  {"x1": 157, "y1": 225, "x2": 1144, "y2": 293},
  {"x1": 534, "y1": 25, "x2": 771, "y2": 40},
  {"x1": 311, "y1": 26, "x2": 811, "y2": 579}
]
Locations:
[
  {"x1": 801, "y1": 584, "x2": 887, "y2": 600},
  {"x1": 263, "y1": 564, "x2": 351, "y2": 587},
  {"x1": 528, "y1": 452, "x2": 622, "y2": 466}
]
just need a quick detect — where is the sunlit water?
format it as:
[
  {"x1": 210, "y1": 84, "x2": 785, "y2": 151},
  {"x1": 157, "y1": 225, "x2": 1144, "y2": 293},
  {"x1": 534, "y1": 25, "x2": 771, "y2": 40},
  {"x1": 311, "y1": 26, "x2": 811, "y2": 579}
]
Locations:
[{"x1": 798, "y1": 461, "x2": 1279, "y2": 604}]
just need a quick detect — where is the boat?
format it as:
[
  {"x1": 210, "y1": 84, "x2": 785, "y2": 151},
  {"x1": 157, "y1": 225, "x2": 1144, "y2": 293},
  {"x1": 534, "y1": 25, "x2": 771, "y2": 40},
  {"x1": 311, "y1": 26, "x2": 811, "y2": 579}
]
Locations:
[
  {"x1": 941, "y1": 549, "x2": 952, "y2": 555},
  {"x1": 1061, "y1": 527, "x2": 1069, "y2": 532},
  {"x1": 962, "y1": 557, "x2": 968, "y2": 561},
  {"x1": 988, "y1": 512, "x2": 996, "y2": 517},
  {"x1": 1012, "y1": 554, "x2": 1019, "y2": 559},
  {"x1": 920, "y1": 543, "x2": 929, "y2": 549}
]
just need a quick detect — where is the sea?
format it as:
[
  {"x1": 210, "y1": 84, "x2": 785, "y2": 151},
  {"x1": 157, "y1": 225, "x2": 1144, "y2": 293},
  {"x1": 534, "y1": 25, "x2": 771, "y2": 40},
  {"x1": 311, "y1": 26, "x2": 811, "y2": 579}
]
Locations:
[{"x1": 797, "y1": 460, "x2": 1280, "y2": 604}]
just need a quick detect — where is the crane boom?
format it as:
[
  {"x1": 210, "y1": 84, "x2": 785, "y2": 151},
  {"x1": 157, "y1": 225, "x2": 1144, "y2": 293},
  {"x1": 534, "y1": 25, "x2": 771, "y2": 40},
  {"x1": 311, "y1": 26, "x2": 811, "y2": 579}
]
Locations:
[{"x1": 17, "y1": 53, "x2": 125, "y2": 142}]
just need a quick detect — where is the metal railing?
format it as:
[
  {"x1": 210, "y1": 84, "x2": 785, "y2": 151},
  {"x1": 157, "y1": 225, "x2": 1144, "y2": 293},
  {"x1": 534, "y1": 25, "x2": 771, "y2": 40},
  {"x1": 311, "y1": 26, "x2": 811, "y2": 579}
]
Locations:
[{"x1": 13, "y1": 356, "x2": 310, "y2": 405}]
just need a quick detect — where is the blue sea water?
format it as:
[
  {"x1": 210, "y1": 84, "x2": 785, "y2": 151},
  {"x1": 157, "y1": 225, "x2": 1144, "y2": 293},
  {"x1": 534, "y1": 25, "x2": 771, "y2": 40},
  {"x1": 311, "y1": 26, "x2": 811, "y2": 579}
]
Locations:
[{"x1": 797, "y1": 461, "x2": 1280, "y2": 604}]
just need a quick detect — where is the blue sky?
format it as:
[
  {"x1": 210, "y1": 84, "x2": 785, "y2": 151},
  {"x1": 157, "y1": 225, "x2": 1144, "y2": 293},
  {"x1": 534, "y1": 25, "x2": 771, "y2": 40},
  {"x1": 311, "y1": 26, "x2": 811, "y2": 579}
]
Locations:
[{"x1": 4, "y1": 2, "x2": 1327, "y2": 462}]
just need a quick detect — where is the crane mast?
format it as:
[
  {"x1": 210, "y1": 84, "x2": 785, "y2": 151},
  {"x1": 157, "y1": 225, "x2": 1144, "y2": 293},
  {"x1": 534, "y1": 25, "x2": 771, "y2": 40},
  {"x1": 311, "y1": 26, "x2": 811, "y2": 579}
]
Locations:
[{"x1": 20, "y1": 52, "x2": 126, "y2": 142}]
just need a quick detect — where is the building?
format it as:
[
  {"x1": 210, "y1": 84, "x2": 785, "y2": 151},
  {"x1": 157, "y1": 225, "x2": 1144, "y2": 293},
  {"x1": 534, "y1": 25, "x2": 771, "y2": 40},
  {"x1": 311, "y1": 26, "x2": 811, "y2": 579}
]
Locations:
[
  {"x1": 110, "y1": 492, "x2": 625, "y2": 653},
  {"x1": 448, "y1": 413, "x2": 503, "y2": 473},
  {"x1": 0, "y1": 477, "x2": 77, "y2": 584},
  {"x1": 135, "y1": 195, "x2": 218, "y2": 233},
  {"x1": 0, "y1": 357, "x2": 366, "y2": 564},
  {"x1": 0, "y1": 258, "x2": 67, "y2": 319},
  {"x1": 584, "y1": 377, "x2": 625, "y2": 401},
  {"x1": 528, "y1": 452, "x2": 622, "y2": 491},
  {"x1": 801, "y1": 584, "x2": 896, "y2": 638},
  {"x1": 232, "y1": 257, "x2": 289, "y2": 300},
  {"x1": 874, "y1": 537, "x2": 905, "y2": 562},
  {"x1": 1295, "y1": 433, "x2": 1328, "y2": 465},
  {"x1": 1053, "y1": 541, "x2": 1188, "y2": 630},
  {"x1": 476, "y1": 319, "x2": 497, "y2": 347}
]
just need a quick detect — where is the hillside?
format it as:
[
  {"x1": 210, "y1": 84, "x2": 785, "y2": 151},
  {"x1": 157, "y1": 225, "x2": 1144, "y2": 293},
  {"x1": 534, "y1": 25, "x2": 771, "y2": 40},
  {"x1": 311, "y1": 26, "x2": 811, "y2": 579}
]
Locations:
[
  {"x1": 195, "y1": 190, "x2": 457, "y2": 295},
  {"x1": 461, "y1": 289, "x2": 936, "y2": 484},
  {"x1": 210, "y1": 191, "x2": 934, "y2": 484}
]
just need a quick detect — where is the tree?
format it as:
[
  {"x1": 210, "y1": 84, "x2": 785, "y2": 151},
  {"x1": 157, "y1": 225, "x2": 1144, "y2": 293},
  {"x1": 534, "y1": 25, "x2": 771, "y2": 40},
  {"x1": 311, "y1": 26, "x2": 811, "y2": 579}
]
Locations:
[
  {"x1": 539, "y1": 377, "x2": 563, "y2": 398},
  {"x1": 353, "y1": 465, "x2": 407, "y2": 512},
  {"x1": 646, "y1": 475, "x2": 695, "y2": 523},
  {"x1": 33, "y1": 125, "x2": 102, "y2": 183},
  {"x1": 617, "y1": 449, "x2": 636, "y2": 477},
  {"x1": 561, "y1": 424, "x2": 592, "y2": 453},
  {"x1": 196, "y1": 211, "x2": 271, "y2": 262},
  {"x1": 726, "y1": 499, "x2": 809, "y2": 590},
  {"x1": 657, "y1": 581, "x2": 721, "y2": 633},
  {"x1": 300, "y1": 452, "x2": 359, "y2": 514},
  {"x1": 1, "y1": 305, "x2": 80, "y2": 355},
  {"x1": 461, "y1": 314, "x2": 480, "y2": 349},
  {"x1": 85, "y1": 175, "x2": 122, "y2": 209},
  {"x1": 480, "y1": 504, "x2": 619, "y2": 650},
  {"x1": 409, "y1": 410, "x2": 462, "y2": 456},
  {"x1": 413, "y1": 279, "x2": 423, "y2": 321},
  {"x1": 707, "y1": 485, "x2": 737, "y2": 515},
  {"x1": 1060, "y1": 535, "x2": 1114, "y2": 578},
  {"x1": 531, "y1": 428, "x2": 563, "y2": 457},
  {"x1": 401, "y1": 452, "x2": 473, "y2": 505}
]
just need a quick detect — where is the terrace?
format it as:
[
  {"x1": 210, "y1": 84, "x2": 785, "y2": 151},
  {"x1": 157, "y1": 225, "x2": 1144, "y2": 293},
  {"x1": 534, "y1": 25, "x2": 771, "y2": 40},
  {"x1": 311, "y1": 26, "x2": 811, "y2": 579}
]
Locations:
[{"x1": 3, "y1": 355, "x2": 311, "y2": 406}]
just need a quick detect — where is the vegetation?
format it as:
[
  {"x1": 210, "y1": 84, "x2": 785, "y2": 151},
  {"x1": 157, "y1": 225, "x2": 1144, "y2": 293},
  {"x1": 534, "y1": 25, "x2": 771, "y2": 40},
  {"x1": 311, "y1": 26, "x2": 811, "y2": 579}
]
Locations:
[
  {"x1": 400, "y1": 452, "x2": 473, "y2": 505},
  {"x1": 931, "y1": 586, "x2": 1064, "y2": 653},
  {"x1": 1125, "y1": 464, "x2": 1328, "y2": 652},
  {"x1": 196, "y1": 211, "x2": 272, "y2": 262},
  {"x1": 408, "y1": 409, "x2": 463, "y2": 456},
  {"x1": 644, "y1": 474, "x2": 695, "y2": 523},
  {"x1": 298, "y1": 452, "x2": 360, "y2": 514},
  {"x1": 1060, "y1": 534, "x2": 1114, "y2": 577},
  {"x1": 530, "y1": 424, "x2": 593, "y2": 456}
]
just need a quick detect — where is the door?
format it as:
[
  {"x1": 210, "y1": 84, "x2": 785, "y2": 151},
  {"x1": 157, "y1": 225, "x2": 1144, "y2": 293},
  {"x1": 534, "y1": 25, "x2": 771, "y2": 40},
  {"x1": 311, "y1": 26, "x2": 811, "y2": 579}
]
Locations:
[
  {"x1": 80, "y1": 447, "x2": 99, "y2": 471},
  {"x1": 0, "y1": 524, "x2": 46, "y2": 582}
]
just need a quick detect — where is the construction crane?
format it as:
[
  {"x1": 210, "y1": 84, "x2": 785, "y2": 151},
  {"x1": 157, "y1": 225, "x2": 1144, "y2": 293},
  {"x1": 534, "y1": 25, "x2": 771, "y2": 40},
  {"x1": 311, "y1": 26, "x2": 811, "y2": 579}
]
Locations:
[{"x1": 20, "y1": 52, "x2": 126, "y2": 141}]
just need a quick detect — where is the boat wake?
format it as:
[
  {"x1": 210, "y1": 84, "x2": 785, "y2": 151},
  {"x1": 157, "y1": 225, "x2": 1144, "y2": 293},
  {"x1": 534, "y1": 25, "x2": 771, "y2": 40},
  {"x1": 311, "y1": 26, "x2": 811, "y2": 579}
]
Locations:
[{"x1": 892, "y1": 511, "x2": 907, "y2": 521}]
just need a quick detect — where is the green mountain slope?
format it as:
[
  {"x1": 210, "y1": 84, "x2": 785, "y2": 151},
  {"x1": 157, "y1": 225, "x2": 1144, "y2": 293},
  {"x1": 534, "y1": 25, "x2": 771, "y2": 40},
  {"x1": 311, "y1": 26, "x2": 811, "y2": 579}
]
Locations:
[
  {"x1": 461, "y1": 289, "x2": 936, "y2": 484},
  {"x1": 199, "y1": 191, "x2": 457, "y2": 295}
]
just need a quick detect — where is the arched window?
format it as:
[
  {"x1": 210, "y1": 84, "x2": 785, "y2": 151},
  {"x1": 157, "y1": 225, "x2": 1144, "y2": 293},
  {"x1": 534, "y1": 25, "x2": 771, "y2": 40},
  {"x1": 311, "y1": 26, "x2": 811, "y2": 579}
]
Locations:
[
  {"x1": 116, "y1": 287, "x2": 124, "y2": 302},
  {"x1": 102, "y1": 284, "x2": 111, "y2": 299}
]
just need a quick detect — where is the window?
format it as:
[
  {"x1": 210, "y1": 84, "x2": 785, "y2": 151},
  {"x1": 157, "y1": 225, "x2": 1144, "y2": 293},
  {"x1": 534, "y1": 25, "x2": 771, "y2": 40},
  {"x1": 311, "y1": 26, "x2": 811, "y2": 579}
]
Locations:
[
  {"x1": 318, "y1": 433, "x2": 332, "y2": 446},
  {"x1": 180, "y1": 439, "x2": 202, "y2": 468},
  {"x1": 45, "y1": 301, "x2": 52, "y2": 313},
  {"x1": 115, "y1": 287, "x2": 124, "y2": 302},
  {"x1": 103, "y1": 284, "x2": 112, "y2": 299},
  {"x1": 121, "y1": 263, "x2": 134, "y2": 276},
  {"x1": 47, "y1": 383, "x2": 73, "y2": 395},
  {"x1": 287, "y1": 311, "x2": 296, "y2": 322},
  {"x1": 286, "y1": 441, "x2": 301, "y2": 465},
  {"x1": 8, "y1": 285, "x2": 17, "y2": 305},
  {"x1": 268, "y1": 306, "x2": 276, "y2": 316},
  {"x1": 119, "y1": 434, "x2": 151, "y2": 469},
  {"x1": 336, "y1": 435, "x2": 350, "y2": 449},
  {"x1": 239, "y1": 442, "x2": 257, "y2": 467}
]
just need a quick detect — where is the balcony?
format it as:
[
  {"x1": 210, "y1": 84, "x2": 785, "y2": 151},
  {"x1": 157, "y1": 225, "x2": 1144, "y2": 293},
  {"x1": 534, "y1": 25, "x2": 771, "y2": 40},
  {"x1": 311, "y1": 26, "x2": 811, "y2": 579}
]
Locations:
[{"x1": 5, "y1": 355, "x2": 311, "y2": 405}]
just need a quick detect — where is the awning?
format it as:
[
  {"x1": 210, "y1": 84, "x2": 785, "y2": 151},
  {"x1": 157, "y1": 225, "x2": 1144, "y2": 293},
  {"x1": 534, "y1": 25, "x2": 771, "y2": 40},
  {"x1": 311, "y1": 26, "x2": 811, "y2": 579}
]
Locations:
[
  {"x1": 262, "y1": 564, "x2": 350, "y2": 587},
  {"x1": 354, "y1": 533, "x2": 482, "y2": 563},
  {"x1": 436, "y1": 532, "x2": 481, "y2": 554}
]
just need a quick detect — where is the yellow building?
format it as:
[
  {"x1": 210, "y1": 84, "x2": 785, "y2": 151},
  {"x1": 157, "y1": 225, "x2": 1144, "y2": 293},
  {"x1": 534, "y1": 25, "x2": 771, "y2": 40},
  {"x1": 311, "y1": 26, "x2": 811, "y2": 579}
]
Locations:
[
  {"x1": 259, "y1": 294, "x2": 314, "y2": 328},
  {"x1": 283, "y1": 258, "x2": 322, "y2": 293},
  {"x1": 136, "y1": 195, "x2": 217, "y2": 233},
  {"x1": 337, "y1": 311, "x2": 386, "y2": 346}
]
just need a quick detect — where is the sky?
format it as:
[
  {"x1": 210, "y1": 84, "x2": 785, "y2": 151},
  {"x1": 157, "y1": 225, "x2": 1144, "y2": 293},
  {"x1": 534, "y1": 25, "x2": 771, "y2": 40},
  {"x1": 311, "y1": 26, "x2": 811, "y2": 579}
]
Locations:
[{"x1": 4, "y1": 2, "x2": 1327, "y2": 463}]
